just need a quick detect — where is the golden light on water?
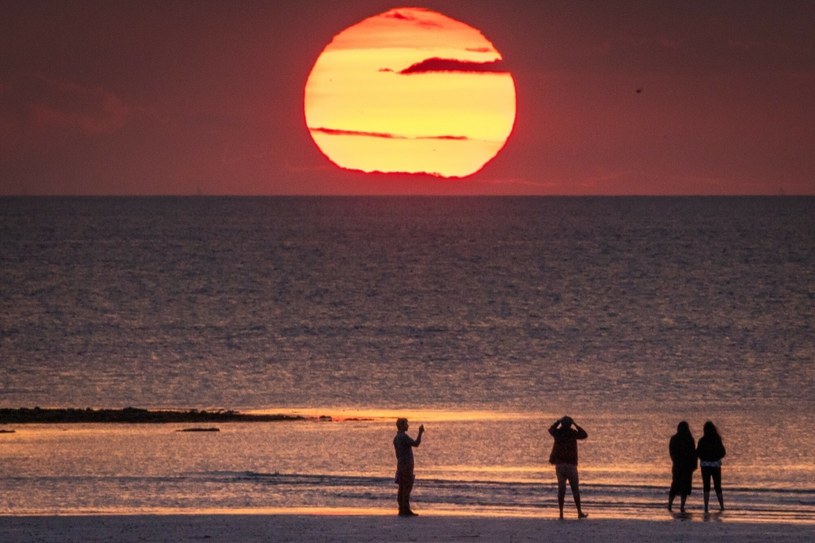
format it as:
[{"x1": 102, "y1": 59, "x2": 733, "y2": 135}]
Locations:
[{"x1": 248, "y1": 407, "x2": 534, "y2": 423}]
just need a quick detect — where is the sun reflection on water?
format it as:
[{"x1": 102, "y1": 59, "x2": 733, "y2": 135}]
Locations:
[{"x1": 247, "y1": 407, "x2": 538, "y2": 423}]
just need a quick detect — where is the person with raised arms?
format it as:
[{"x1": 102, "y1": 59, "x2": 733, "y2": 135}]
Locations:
[{"x1": 548, "y1": 416, "x2": 589, "y2": 519}]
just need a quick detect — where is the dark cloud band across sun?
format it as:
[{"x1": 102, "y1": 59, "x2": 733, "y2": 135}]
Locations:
[{"x1": 398, "y1": 58, "x2": 507, "y2": 75}]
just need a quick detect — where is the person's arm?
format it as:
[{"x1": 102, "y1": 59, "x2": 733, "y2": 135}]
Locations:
[
  {"x1": 574, "y1": 423, "x2": 588, "y2": 440},
  {"x1": 548, "y1": 420, "x2": 560, "y2": 436},
  {"x1": 413, "y1": 424, "x2": 425, "y2": 447}
]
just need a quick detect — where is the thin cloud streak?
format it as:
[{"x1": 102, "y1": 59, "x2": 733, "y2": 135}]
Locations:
[
  {"x1": 309, "y1": 126, "x2": 470, "y2": 141},
  {"x1": 383, "y1": 9, "x2": 444, "y2": 29}
]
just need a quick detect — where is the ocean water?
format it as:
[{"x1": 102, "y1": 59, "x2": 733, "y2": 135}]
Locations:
[{"x1": 1, "y1": 196, "x2": 813, "y2": 521}]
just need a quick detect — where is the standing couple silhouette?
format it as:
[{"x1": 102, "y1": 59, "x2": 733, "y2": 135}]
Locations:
[{"x1": 668, "y1": 420, "x2": 727, "y2": 514}]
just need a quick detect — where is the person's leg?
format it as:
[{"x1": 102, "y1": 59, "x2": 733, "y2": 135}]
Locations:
[
  {"x1": 400, "y1": 474, "x2": 415, "y2": 515},
  {"x1": 555, "y1": 467, "x2": 567, "y2": 519},
  {"x1": 712, "y1": 467, "x2": 724, "y2": 510},
  {"x1": 701, "y1": 467, "x2": 712, "y2": 513},
  {"x1": 397, "y1": 478, "x2": 407, "y2": 514},
  {"x1": 567, "y1": 467, "x2": 587, "y2": 519},
  {"x1": 668, "y1": 488, "x2": 676, "y2": 511},
  {"x1": 397, "y1": 471, "x2": 414, "y2": 515},
  {"x1": 679, "y1": 471, "x2": 691, "y2": 513}
]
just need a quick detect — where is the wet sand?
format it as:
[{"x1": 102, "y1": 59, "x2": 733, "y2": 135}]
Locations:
[{"x1": 1, "y1": 513, "x2": 813, "y2": 543}]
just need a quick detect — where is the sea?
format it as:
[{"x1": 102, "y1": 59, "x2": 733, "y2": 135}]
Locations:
[{"x1": 1, "y1": 196, "x2": 813, "y2": 522}]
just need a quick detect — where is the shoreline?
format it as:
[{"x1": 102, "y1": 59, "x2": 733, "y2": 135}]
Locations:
[
  {"x1": 3, "y1": 502, "x2": 814, "y2": 525},
  {"x1": 1, "y1": 512, "x2": 813, "y2": 543}
]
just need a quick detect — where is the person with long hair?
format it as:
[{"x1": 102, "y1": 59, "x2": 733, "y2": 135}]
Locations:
[
  {"x1": 696, "y1": 420, "x2": 726, "y2": 513},
  {"x1": 668, "y1": 421, "x2": 697, "y2": 512}
]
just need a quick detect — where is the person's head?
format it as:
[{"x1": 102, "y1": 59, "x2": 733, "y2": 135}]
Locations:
[
  {"x1": 703, "y1": 420, "x2": 719, "y2": 438},
  {"x1": 560, "y1": 416, "x2": 574, "y2": 428},
  {"x1": 396, "y1": 418, "x2": 409, "y2": 432},
  {"x1": 677, "y1": 420, "x2": 691, "y2": 435}
]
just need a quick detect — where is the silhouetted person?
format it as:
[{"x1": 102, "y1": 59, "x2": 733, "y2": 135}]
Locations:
[
  {"x1": 393, "y1": 418, "x2": 424, "y2": 517},
  {"x1": 696, "y1": 420, "x2": 726, "y2": 513},
  {"x1": 548, "y1": 416, "x2": 588, "y2": 519},
  {"x1": 668, "y1": 421, "x2": 697, "y2": 513}
]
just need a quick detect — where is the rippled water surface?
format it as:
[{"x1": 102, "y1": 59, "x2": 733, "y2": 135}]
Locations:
[{"x1": 1, "y1": 197, "x2": 813, "y2": 520}]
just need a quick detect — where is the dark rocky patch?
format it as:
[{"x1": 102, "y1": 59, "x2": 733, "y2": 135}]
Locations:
[{"x1": 0, "y1": 407, "x2": 307, "y2": 424}]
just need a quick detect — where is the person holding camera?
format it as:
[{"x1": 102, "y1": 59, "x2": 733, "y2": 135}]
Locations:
[{"x1": 393, "y1": 418, "x2": 425, "y2": 517}]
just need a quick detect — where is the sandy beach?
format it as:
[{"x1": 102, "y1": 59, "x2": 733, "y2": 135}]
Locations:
[{"x1": 1, "y1": 513, "x2": 813, "y2": 543}]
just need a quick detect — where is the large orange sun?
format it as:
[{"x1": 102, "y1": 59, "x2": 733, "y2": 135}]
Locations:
[{"x1": 304, "y1": 7, "x2": 516, "y2": 178}]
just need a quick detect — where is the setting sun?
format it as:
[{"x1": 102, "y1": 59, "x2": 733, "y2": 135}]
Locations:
[{"x1": 304, "y1": 7, "x2": 516, "y2": 178}]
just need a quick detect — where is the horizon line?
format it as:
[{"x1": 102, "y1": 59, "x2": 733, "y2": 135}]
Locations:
[{"x1": 1, "y1": 193, "x2": 812, "y2": 198}]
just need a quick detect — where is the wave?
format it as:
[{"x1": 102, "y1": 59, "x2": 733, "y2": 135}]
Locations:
[
  {"x1": 5, "y1": 470, "x2": 814, "y2": 522},
  {"x1": 186, "y1": 471, "x2": 815, "y2": 512},
  {"x1": 201, "y1": 470, "x2": 815, "y2": 495}
]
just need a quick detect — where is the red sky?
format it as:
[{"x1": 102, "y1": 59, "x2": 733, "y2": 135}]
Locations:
[{"x1": 1, "y1": 0, "x2": 814, "y2": 195}]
